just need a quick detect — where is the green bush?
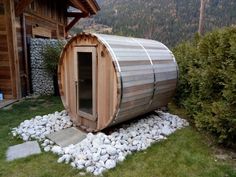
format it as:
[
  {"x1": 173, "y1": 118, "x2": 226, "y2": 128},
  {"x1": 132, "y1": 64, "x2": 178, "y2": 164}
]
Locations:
[
  {"x1": 42, "y1": 40, "x2": 65, "y2": 95},
  {"x1": 42, "y1": 41, "x2": 65, "y2": 75},
  {"x1": 173, "y1": 27, "x2": 236, "y2": 146}
]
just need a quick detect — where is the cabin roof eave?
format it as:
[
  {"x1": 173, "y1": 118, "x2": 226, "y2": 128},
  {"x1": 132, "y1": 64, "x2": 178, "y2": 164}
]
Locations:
[
  {"x1": 15, "y1": 0, "x2": 100, "y2": 17},
  {"x1": 70, "y1": 0, "x2": 100, "y2": 15}
]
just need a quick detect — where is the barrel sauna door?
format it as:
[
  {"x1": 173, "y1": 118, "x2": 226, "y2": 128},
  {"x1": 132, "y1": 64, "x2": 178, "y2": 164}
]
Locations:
[{"x1": 75, "y1": 47, "x2": 97, "y2": 121}]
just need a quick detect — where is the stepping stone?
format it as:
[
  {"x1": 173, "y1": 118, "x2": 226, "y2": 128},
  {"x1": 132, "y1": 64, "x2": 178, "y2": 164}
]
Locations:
[
  {"x1": 46, "y1": 127, "x2": 87, "y2": 147},
  {"x1": 6, "y1": 141, "x2": 41, "y2": 161}
]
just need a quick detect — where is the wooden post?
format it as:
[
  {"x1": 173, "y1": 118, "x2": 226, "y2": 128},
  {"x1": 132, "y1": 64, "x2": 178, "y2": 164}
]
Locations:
[
  {"x1": 5, "y1": 0, "x2": 21, "y2": 98},
  {"x1": 21, "y1": 14, "x2": 30, "y2": 95}
]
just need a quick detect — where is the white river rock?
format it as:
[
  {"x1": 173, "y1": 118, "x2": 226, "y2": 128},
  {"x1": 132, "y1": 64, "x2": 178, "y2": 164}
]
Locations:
[
  {"x1": 12, "y1": 110, "x2": 189, "y2": 176},
  {"x1": 105, "y1": 159, "x2": 116, "y2": 169}
]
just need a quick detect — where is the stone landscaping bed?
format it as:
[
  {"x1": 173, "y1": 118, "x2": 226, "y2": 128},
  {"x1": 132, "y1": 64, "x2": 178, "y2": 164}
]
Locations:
[{"x1": 11, "y1": 110, "x2": 188, "y2": 176}]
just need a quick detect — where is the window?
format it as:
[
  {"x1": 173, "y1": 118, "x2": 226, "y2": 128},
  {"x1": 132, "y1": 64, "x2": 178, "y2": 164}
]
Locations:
[
  {"x1": 78, "y1": 52, "x2": 93, "y2": 114},
  {"x1": 75, "y1": 47, "x2": 97, "y2": 120}
]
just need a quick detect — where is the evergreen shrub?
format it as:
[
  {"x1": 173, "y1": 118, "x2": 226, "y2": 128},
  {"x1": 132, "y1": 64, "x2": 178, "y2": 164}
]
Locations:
[{"x1": 173, "y1": 27, "x2": 236, "y2": 146}]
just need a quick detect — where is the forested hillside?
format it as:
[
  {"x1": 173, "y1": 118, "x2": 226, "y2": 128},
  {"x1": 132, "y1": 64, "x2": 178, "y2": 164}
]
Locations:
[{"x1": 74, "y1": 0, "x2": 236, "y2": 47}]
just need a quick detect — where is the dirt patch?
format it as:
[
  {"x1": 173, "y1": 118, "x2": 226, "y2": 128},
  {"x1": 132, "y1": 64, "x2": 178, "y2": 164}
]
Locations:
[
  {"x1": 29, "y1": 107, "x2": 38, "y2": 111},
  {"x1": 213, "y1": 146, "x2": 236, "y2": 169}
]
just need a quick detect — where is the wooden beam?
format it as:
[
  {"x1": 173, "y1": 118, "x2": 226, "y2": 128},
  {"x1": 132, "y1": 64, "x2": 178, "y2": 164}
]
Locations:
[
  {"x1": 21, "y1": 14, "x2": 30, "y2": 95},
  {"x1": 67, "y1": 12, "x2": 84, "y2": 17},
  {"x1": 86, "y1": 0, "x2": 100, "y2": 14},
  {"x1": 66, "y1": 13, "x2": 87, "y2": 32},
  {"x1": 65, "y1": 16, "x2": 80, "y2": 32},
  {"x1": 69, "y1": 0, "x2": 89, "y2": 14},
  {"x1": 15, "y1": 0, "x2": 33, "y2": 16}
]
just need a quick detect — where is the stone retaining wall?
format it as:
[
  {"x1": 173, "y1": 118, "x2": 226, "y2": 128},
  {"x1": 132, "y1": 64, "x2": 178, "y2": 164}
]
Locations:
[{"x1": 30, "y1": 39, "x2": 61, "y2": 95}]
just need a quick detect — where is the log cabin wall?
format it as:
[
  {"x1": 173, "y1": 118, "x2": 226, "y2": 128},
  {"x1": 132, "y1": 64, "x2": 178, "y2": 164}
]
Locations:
[
  {"x1": 13, "y1": 0, "x2": 68, "y2": 98},
  {"x1": 23, "y1": 0, "x2": 67, "y2": 39},
  {"x1": 0, "y1": 1, "x2": 10, "y2": 98},
  {"x1": 0, "y1": 0, "x2": 99, "y2": 99},
  {"x1": 0, "y1": 0, "x2": 20, "y2": 99}
]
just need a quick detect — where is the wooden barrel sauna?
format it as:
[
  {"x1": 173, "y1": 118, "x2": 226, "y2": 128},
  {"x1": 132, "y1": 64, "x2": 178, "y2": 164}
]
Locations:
[{"x1": 58, "y1": 33, "x2": 178, "y2": 132}]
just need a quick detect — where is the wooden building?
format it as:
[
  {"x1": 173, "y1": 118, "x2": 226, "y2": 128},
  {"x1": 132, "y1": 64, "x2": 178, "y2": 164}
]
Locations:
[
  {"x1": 58, "y1": 33, "x2": 178, "y2": 131},
  {"x1": 0, "y1": 0, "x2": 99, "y2": 100}
]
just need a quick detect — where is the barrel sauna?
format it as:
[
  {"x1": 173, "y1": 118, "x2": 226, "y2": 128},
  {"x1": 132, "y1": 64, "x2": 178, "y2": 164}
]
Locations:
[{"x1": 58, "y1": 33, "x2": 178, "y2": 132}]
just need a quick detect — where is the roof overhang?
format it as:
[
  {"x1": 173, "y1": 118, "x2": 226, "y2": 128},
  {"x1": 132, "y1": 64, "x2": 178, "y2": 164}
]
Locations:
[
  {"x1": 69, "y1": 0, "x2": 100, "y2": 15},
  {"x1": 15, "y1": 0, "x2": 100, "y2": 17},
  {"x1": 66, "y1": 0, "x2": 100, "y2": 32},
  {"x1": 14, "y1": 0, "x2": 100, "y2": 32}
]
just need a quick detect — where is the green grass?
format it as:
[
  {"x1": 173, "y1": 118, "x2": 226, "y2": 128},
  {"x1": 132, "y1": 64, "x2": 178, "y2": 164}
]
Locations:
[{"x1": 0, "y1": 97, "x2": 235, "y2": 177}]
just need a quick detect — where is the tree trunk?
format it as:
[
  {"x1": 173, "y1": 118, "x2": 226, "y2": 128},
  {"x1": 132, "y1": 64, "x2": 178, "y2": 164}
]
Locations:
[{"x1": 198, "y1": 0, "x2": 207, "y2": 36}]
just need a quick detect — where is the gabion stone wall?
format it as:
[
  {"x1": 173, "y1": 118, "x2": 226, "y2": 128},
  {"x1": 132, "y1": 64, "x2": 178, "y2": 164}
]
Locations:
[{"x1": 30, "y1": 38, "x2": 61, "y2": 95}]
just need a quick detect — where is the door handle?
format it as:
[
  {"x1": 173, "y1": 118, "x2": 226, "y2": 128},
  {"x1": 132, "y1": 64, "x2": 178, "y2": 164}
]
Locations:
[{"x1": 75, "y1": 81, "x2": 78, "y2": 114}]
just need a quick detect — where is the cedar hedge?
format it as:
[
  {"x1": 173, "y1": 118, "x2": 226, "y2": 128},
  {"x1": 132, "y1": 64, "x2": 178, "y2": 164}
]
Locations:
[{"x1": 173, "y1": 27, "x2": 236, "y2": 146}]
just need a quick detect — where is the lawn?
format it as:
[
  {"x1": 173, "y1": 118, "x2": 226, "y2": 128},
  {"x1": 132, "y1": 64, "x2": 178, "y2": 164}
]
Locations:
[{"x1": 0, "y1": 96, "x2": 235, "y2": 177}]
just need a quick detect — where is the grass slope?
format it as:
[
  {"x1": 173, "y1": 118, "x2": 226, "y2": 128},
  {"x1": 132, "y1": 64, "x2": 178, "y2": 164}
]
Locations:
[{"x1": 0, "y1": 96, "x2": 235, "y2": 177}]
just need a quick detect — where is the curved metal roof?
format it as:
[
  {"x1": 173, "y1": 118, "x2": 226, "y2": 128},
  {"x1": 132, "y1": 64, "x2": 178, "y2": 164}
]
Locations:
[{"x1": 94, "y1": 34, "x2": 178, "y2": 125}]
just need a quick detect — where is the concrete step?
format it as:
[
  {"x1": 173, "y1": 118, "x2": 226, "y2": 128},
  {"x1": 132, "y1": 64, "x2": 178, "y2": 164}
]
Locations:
[
  {"x1": 6, "y1": 141, "x2": 41, "y2": 161},
  {"x1": 46, "y1": 127, "x2": 87, "y2": 147}
]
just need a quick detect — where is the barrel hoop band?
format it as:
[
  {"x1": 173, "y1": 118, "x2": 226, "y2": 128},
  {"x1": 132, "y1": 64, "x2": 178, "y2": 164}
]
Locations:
[{"x1": 131, "y1": 38, "x2": 156, "y2": 108}]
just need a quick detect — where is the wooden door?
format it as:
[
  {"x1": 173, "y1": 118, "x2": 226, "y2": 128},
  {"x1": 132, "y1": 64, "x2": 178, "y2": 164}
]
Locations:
[{"x1": 75, "y1": 47, "x2": 97, "y2": 121}]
